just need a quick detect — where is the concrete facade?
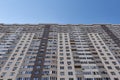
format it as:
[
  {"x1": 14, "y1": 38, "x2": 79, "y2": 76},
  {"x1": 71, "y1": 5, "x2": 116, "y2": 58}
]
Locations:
[{"x1": 0, "y1": 24, "x2": 120, "y2": 80}]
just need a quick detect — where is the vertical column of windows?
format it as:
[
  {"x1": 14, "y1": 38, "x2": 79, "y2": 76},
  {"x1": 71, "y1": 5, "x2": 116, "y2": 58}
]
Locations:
[
  {"x1": 71, "y1": 26, "x2": 102, "y2": 80},
  {"x1": 88, "y1": 33, "x2": 120, "y2": 80},
  {"x1": 57, "y1": 33, "x2": 76, "y2": 80},
  {"x1": 0, "y1": 33, "x2": 34, "y2": 80}
]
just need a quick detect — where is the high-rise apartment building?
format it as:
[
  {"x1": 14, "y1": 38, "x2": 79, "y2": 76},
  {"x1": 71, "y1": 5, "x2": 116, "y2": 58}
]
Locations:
[{"x1": 0, "y1": 24, "x2": 120, "y2": 80}]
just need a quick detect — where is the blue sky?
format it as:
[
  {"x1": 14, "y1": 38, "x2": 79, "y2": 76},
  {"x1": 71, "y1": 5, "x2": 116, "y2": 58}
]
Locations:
[{"x1": 0, "y1": 0, "x2": 120, "y2": 24}]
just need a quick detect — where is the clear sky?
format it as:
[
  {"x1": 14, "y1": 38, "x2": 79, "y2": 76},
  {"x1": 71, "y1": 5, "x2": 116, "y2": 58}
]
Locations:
[{"x1": 0, "y1": 0, "x2": 120, "y2": 24}]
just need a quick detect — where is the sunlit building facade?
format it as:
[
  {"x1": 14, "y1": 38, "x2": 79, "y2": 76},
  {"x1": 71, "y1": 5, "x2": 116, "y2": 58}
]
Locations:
[{"x1": 0, "y1": 24, "x2": 120, "y2": 80}]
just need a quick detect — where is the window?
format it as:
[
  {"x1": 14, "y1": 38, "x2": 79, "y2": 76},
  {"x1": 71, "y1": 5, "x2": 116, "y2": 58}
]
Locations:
[
  {"x1": 66, "y1": 53, "x2": 70, "y2": 56},
  {"x1": 38, "y1": 61, "x2": 41, "y2": 63},
  {"x1": 10, "y1": 72, "x2": 15, "y2": 76},
  {"x1": 17, "y1": 57, "x2": 22, "y2": 61},
  {"x1": 60, "y1": 78, "x2": 65, "y2": 80},
  {"x1": 60, "y1": 72, "x2": 64, "y2": 76},
  {"x1": 114, "y1": 78, "x2": 119, "y2": 80},
  {"x1": 60, "y1": 57, "x2": 64, "y2": 60},
  {"x1": 60, "y1": 53, "x2": 63, "y2": 56},
  {"x1": 115, "y1": 66, "x2": 120, "y2": 70},
  {"x1": 77, "y1": 77, "x2": 81, "y2": 80},
  {"x1": 15, "y1": 62, "x2": 20, "y2": 66},
  {"x1": 105, "y1": 61, "x2": 109, "y2": 64},
  {"x1": 33, "y1": 78, "x2": 39, "y2": 80},
  {"x1": 52, "y1": 71, "x2": 56, "y2": 74},
  {"x1": 109, "y1": 57, "x2": 113, "y2": 60},
  {"x1": 12, "y1": 67, "x2": 17, "y2": 71},
  {"x1": 84, "y1": 72, "x2": 91, "y2": 75},
  {"x1": 69, "y1": 78, "x2": 74, "y2": 80},
  {"x1": 111, "y1": 72, "x2": 116, "y2": 75},
  {"x1": 25, "y1": 71, "x2": 32, "y2": 74},
  {"x1": 107, "y1": 66, "x2": 112, "y2": 69},
  {"x1": 67, "y1": 57, "x2": 71, "y2": 60},
  {"x1": 41, "y1": 77, "x2": 49, "y2": 80},
  {"x1": 60, "y1": 66, "x2": 64, "y2": 70},
  {"x1": 35, "y1": 71, "x2": 39, "y2": 74},
  {"x1": 11, "y1": 58, "x2": 15, "y2": 60},
  {"x1": 44, "y1": 65, "x2": 50, "y2": 69},
  {"x1": 112, "y1": 61, "x2": 117, "y2": 65},
  {"x1": 43, "y1": 71, "x2": 49, "y2": 75},
  {"x1": 5, "y1": 67, "x2": 9, "y2": 70},
  {"x1": 67, "y1": 61, "x2": 71, "y2": 65},
  {"x1": 68, "y1": 66, "x2": 72, "y2": 69},
  {"x1": 60, "y1": 61, "x2": 64, "y2": 64},
  {"x1": 68, "y1": 72, "x2": 73, "y2": 75},
  {"x1": 1, "y1": 72, "x2": 6, "y2": 77}
]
